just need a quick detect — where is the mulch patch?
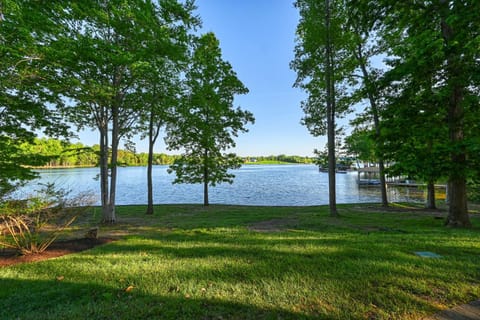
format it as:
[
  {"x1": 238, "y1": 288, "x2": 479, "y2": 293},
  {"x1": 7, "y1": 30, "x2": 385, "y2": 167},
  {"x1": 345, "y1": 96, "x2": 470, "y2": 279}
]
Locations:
[{"x1": 0, "y1": 237, "x2": 114, "y2": 267}]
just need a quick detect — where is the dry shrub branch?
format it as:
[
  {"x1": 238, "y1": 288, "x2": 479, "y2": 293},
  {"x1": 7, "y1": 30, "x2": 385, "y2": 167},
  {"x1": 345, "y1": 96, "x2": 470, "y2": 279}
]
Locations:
[{"x1": 0, "y1": 183, "x2": 96, "y2": 255}]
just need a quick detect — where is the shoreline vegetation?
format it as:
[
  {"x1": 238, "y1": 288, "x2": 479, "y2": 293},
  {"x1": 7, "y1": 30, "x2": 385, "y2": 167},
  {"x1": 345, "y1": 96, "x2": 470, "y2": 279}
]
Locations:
[
  {"x1": 24, "y1": 138, "x2": 314, "y2": 169},
  {"x1": 31, "y1": 161, "x2": 311, "y2": 169},
  {"x1": 1, "y1": 204, "x2": 479, "y2": 319}
]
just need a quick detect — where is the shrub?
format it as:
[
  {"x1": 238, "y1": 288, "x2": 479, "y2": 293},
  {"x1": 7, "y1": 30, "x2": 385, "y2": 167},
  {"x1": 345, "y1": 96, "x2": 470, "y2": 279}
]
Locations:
[{"x1": 0, "y1": 183, "x2": 95, "y2": 255}]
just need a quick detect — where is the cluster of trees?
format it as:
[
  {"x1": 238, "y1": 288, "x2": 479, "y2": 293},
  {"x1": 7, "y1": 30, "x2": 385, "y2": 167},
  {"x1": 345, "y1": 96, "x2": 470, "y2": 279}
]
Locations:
[
  {"x1": 1, "y1": 1, "x2": 254, "y2": 221},
  {"x1": 22, "y1": 138, "x2": 315, "y2": 167},
  {"x1": 292, "y1": 0, "x2": 479, "y2": 227},
  {"x1": 20, "y1": 138, "x2": 183, "y2": 167}
]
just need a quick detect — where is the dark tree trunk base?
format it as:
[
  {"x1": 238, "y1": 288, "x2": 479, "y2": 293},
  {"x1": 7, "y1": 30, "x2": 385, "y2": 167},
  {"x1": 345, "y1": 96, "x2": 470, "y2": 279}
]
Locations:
[
  {"x1": 445, "y1": 218, "x2": 472, "y2": 228},
  {"x1": 426, "y1": 181, "x2": 436, "y2": 210}
]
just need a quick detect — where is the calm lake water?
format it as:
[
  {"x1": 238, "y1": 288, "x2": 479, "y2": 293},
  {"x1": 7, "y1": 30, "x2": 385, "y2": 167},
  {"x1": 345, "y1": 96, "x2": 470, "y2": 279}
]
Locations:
[{"x1": 17, "y1": 165, "x2": 425, "y2": 206}]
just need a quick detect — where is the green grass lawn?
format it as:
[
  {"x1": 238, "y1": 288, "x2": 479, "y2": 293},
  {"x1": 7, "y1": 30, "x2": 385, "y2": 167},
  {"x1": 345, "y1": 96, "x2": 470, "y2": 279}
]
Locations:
[{"x1": 1, "y1": 204, "x2": 479, "y2": 319}]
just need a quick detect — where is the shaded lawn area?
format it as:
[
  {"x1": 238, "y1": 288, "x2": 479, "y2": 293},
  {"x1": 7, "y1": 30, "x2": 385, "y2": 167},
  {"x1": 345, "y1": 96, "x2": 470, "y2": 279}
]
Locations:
[{"x1": 0, "y1": 204, "x2": 479, "y2": 319}]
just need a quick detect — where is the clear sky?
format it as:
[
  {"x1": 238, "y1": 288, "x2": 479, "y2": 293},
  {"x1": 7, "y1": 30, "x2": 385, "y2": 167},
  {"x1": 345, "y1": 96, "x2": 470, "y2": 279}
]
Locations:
[
  {"x1": 193, "y1": 0, "x2": 322, "y2": 157},
  {"x1": 77, "y1": 0, "x2": 326, "y2": 157}
]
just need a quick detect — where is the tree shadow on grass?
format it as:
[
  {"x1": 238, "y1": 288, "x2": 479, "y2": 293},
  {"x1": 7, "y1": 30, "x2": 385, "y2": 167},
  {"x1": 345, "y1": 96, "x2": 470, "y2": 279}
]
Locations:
[
  {"x1": 65, "y1": 232, "x2": 476, "y2": 318},
  {"x1": 0, "y1": 278, "x2": 312, "y2": 320}
]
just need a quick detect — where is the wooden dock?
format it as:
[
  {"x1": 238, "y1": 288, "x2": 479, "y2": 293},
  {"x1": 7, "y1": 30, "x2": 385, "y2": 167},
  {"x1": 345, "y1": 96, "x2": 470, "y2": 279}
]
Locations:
[{"x1": 356, "y1": 166, "x2": 446, "y2": 189}]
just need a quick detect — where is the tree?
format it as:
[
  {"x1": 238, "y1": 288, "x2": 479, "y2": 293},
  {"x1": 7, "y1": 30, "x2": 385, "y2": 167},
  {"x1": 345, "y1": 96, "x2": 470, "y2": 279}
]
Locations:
[
  {"x1": 379, "y1": 0, "x2": 480, "y2": 226},
  {"x1": 345, "y1": 1, "x2": 389, "y2": 206},
  {"x1": 0, "y1": 1, "x2": 68, "y2": 198},
  {"x1": 380, "y1": 80, "x2": 449, "y2": 209},
  {"x1": 49, "y1": 0, "x2": 197, "y2": 222},
  {"x1": 166, "y1": 33, "x2": 254, "y2": 206},
  {"x1": 138, "y1": 59, "x2": 183, "y2": 215},
  {"x1": 130, "y1": 1, "x2": 198, "y2": 215},
  {"x1": 292, "y1": 0, "x2": 355, "y2": 216}
]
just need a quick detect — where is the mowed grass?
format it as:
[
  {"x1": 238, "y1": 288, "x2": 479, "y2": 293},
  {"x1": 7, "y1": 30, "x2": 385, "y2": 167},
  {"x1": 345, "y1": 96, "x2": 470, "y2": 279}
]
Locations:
[{"x1": 1, "y1": 204, "x2": 479, "y2": 319}]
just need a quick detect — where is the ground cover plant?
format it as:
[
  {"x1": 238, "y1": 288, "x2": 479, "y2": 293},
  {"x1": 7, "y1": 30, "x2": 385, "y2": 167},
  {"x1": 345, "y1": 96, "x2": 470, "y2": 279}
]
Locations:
[{"x1": 0, "y1": 204, "x2": 479, "y2": 319}]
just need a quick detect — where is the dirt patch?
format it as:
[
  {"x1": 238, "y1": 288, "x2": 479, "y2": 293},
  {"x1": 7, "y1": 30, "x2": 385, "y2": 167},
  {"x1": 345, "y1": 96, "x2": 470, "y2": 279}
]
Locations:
[
  {"x1": 248, "y1": 218, "x2": 298, "y2": 233},
  {"x1": 0, "y1": 237, "x2": 114, "y2": 267}
]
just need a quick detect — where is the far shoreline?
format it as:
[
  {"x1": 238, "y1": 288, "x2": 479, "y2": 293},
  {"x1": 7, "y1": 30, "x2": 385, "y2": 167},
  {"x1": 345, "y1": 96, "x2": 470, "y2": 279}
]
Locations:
[{"x1": 31, "y1": 162, "x2": 314, "y2": 170}]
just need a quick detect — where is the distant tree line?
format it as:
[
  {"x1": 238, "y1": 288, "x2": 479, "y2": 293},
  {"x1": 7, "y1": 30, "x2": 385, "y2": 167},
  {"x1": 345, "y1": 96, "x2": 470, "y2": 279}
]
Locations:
[
  {"x1": 23, "y1": 138, "x2": 314, "y2": 167},
  {"x1": 244, "y1": 155, "x2": 313, "y2": 164},
  {"x1": 22, "y1": 138, "x2": 181, "y2": 167}
]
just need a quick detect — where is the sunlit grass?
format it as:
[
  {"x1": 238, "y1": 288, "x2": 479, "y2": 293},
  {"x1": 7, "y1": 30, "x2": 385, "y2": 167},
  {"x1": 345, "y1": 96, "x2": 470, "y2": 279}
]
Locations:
[{"x1": 0, "y1": 204, "x2": 479, "y2": 319}]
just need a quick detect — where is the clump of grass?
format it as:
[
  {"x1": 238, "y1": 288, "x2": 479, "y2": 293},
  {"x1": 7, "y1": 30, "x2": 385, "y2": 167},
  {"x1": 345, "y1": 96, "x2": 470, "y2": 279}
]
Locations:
[{"x1": 0, "y1": 204, "x2": 478, "y2": 319}]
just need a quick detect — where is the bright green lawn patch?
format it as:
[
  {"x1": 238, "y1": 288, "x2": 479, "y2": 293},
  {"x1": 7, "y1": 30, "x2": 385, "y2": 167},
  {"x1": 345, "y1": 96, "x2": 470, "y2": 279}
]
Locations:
[{"x1": 1, "y1": 204, "x2": 479, "y2": 319}]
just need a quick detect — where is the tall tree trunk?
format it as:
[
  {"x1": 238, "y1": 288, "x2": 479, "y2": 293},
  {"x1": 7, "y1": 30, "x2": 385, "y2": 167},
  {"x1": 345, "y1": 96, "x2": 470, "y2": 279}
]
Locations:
[
  {"x1": 426, "y1": 180, "x2": 436, "y2": 209},
  {"x1": 146, "y1": 110, "x2": 155, "y2": 215},
  {"x1": 440, "y1": 2, "x2": 471, "y2": 227},
  {"x1": 100, "y1": 128, "x2": 109, "y2": 215},
  {"x1": 203, "y1": 149, "x2": 209, "y2": 206},
  {"x1": 325, "y1": 0, "x2": 337, "y2": 217},
  {"x1": 105, "y1": 104, "x2": 119, "y2": 223},
  {"x1": 146, "y1": 108, "x2": 161, "y2": 215},
  {"x1": 99, "y1": 106, "x2": 110, "y2": 222}
]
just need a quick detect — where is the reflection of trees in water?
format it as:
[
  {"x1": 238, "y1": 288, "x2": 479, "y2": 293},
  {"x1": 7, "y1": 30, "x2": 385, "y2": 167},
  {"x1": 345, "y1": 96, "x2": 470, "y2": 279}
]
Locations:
[{"x1": 387, "y1": 186, "x2": 446, "y2": 203}]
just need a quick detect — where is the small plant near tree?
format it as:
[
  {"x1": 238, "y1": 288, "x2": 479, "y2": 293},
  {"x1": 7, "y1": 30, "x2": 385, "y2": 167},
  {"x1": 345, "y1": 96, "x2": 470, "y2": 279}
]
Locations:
[{"x1": 0, "y1": 183, "x2": 95, "y2": 255}]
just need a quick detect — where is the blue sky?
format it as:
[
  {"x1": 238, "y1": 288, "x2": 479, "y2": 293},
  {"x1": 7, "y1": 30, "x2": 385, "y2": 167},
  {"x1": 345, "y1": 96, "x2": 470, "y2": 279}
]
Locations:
[{"x1": 77, "y1": 0, "x2": 325, "y2": 157}]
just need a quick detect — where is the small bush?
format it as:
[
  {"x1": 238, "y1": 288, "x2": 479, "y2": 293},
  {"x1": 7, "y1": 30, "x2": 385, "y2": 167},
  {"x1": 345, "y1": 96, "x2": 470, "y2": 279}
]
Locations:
[
  {"x1": 0, "y1": 183, "x2": 95, "y2": 255},
  {"x1": 467, "y1": 179, "x2": 480, "y2": 203}
]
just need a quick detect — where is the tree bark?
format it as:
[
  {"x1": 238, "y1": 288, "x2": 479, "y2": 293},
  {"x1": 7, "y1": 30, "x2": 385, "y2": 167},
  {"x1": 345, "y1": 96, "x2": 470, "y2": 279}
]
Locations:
[
  {"x1": 203, "y1": 149, "x2": 209, "y2": 206},
  {"x1": 99, "y1": 106, "x2": 110, "y2": 222},
  {"x1": 325, "y1": 0, "x2": 337, "y2": 217},
  {"x1": 426, "y1": 180, "x2": 436, "y2": 209},
  {"x1": 440, "y1": 1, "x2": 471, "y2": 227},
  {"x1": 146, "y1": 109, "x2": 155, "y2": 215},
  {"x1": 105, "y1": 104, "x2": 119, "y2": 223}
]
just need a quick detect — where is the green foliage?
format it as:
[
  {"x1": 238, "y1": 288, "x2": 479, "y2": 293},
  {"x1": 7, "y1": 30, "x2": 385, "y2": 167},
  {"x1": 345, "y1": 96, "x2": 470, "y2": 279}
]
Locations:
[
  {"x1": 344, "y1": 129, "x2": 376, "y2": 163},
  {"x1": 292, "y1": 0, "x2": 359, "y2": 215},
  {"x1": 0, "y1": 183, "x2": 94, "y2": 255},
  {"x1": 292, "y1": 0, "x2": 357, "y2": 136},
  {"x1": 0, "y1": 1, "x2": 69, "y2": 198},
  {"x1": 244, "y1": 155, "x2": 313, "y2": 164},
  {"x1": 169, "y1": 153, "x2": 242, "y2": 186},
  {"x1": 166, "y1": 33, "x2": 254, "y2": 204},
  {"x1": 28, "y1": 0, "x2": 200, "y2": 222},
  {"x1": 377, "y1": 1, "x2": 480, "y2": 224}
]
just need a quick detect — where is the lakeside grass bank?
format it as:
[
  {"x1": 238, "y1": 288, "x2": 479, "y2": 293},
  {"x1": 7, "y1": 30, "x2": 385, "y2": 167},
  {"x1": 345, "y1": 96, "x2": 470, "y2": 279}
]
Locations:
[{"x1": 1, "y1": 204, "x2": 479, "y2": 319}]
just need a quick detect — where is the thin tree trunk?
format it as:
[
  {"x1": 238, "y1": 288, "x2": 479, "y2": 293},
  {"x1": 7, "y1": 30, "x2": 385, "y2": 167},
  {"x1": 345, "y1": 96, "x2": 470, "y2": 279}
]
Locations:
[
  {"x1": 440, "y1": 2, "x2": 470, "y2": 227},
  {"x1": 146, "y1": 108, "x2": 161, "y2": 215},
  {"x1": 203, "y1": 149, "x2": 209, "y2": 206},
  {"x1": 99, "y1": 108, "x2": 110, "y2": 222},
  {"x1": 105, "y1": 104, "x2": 119, "y2": 223},
  {"x1": 100, "y1": 131, "x2": 109, "y2": 214},
  {"x1": 146, "y1": 113, "x2": 155, "y2": 215},
  {"x1": 355, "y1": 45, "x2": 388, "y2": 207},
  {"x1": 325, "y1": 0, "x2": 337, "y2": 217}
]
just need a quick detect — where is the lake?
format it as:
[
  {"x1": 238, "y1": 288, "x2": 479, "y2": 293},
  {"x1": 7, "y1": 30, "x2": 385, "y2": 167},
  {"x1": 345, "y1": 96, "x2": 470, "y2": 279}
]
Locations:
[{"x1": 16, "y1": 165, "x2": 426, "y2": 206}]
